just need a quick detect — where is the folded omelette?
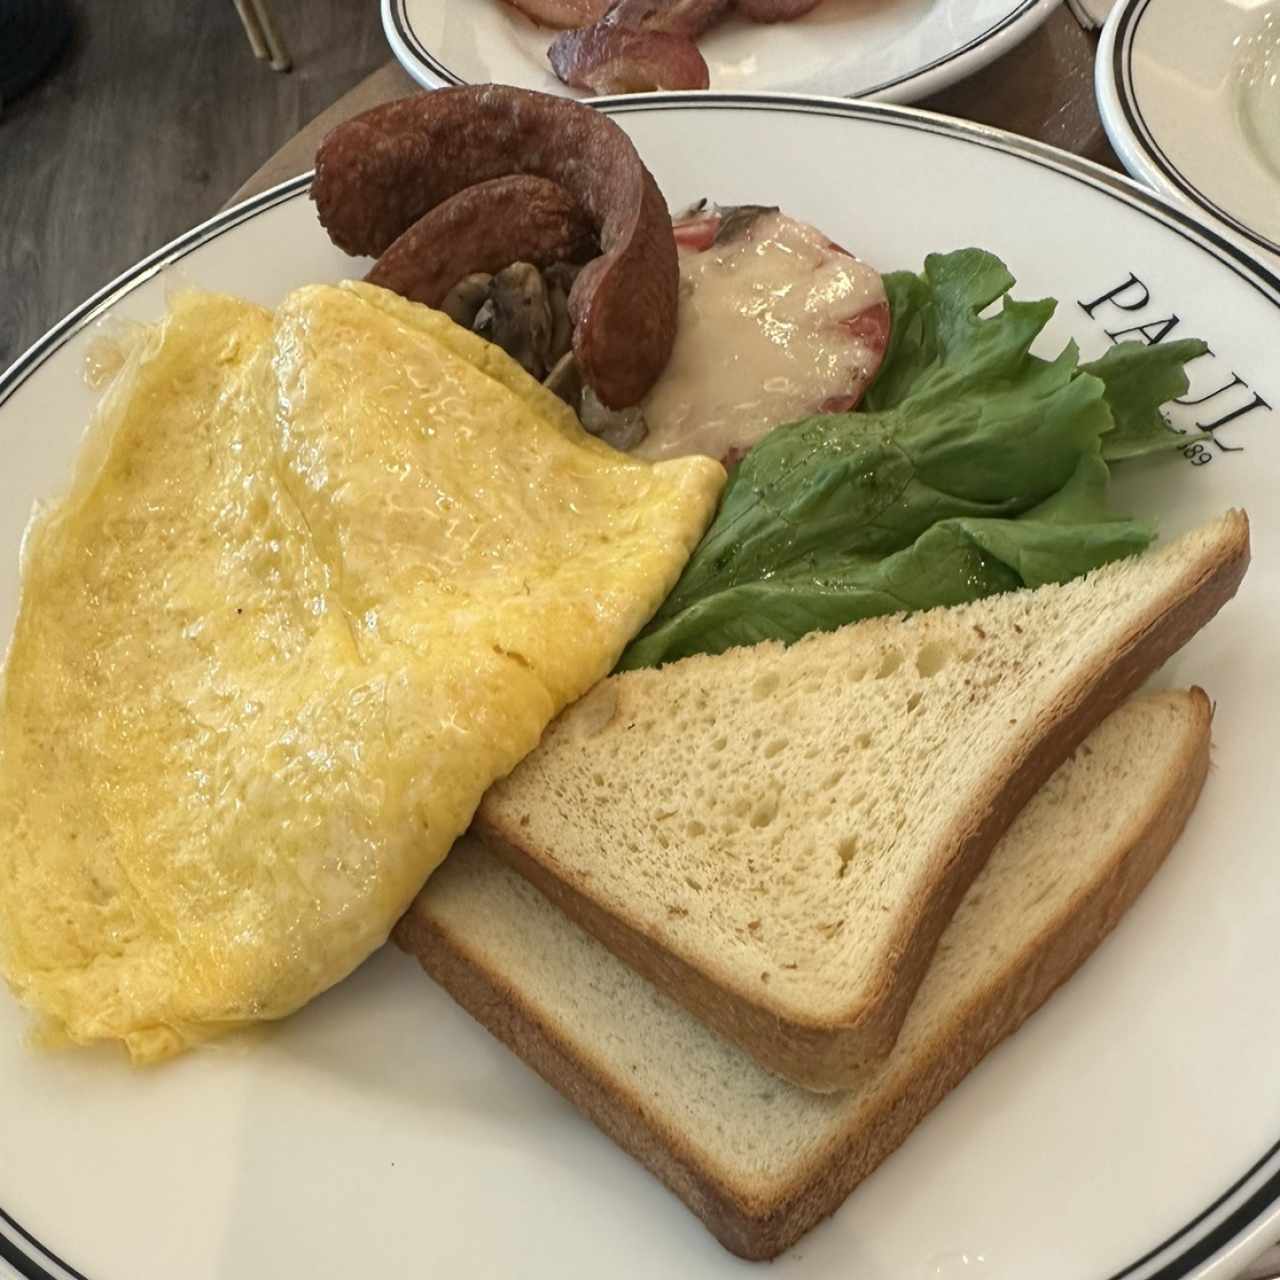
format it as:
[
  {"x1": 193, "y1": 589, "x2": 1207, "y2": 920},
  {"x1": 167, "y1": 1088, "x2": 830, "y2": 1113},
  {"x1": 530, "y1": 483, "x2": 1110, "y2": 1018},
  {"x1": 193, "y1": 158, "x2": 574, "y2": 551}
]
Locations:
[{"x1": 0, "y1": 282, "x2": 724, "y2": 1063}]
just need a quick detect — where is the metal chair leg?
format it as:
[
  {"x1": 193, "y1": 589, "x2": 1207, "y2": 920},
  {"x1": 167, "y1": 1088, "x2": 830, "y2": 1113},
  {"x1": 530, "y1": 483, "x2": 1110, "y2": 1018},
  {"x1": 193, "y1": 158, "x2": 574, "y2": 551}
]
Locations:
[{"x1": 232, "y1": 0, "x2": 291, "y2": 72}]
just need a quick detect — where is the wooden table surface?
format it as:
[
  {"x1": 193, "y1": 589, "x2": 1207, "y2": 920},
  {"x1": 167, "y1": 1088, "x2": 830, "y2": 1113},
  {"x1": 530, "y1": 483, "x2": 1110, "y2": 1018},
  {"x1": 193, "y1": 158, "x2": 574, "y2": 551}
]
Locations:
[
  {"x1": 223, "y1": 13, "x2": 1280, "y2": 1279},
  {"x1": 229, "y1": 6, "x2": 1118, "y2": 206}
]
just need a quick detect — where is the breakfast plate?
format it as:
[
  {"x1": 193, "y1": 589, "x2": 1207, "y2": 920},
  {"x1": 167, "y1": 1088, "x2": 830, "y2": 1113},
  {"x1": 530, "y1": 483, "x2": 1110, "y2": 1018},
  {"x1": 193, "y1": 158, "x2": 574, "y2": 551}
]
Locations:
[
  {"x1": 1096, "y1": 0, "x2": 1280, "y2": 266},
  {"x1": 2, "y1": 94, "x2": 1280, "y2": 1280},
  {"x1": 382, "y1": 0, "x2": 1062, "y2": 101}
]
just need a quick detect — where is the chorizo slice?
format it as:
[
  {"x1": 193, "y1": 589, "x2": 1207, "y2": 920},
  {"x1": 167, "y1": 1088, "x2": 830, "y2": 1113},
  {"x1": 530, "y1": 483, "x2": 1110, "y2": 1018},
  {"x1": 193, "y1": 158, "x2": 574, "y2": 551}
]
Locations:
[{"x1": 547, "y1": 26, "x2": 710, "y2": 92}]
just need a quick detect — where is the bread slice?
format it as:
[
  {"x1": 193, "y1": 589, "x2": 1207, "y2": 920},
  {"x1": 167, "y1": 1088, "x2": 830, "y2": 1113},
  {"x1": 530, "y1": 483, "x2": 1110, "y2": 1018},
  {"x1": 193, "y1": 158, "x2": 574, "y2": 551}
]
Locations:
[
  {"x1": 398, "y1": 689, "x2": 1213, "y2": 1260},
  {"x1": 475, "y1": 513, "x2": 1248, "y2": 1090}
]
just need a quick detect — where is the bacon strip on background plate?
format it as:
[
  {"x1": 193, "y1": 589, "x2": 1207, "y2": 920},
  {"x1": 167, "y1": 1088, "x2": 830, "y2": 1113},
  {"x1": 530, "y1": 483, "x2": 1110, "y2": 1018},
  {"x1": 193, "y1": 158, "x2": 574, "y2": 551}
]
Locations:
[{"x1": 548, "y1": 26, "x2": 710, "y2": 91}]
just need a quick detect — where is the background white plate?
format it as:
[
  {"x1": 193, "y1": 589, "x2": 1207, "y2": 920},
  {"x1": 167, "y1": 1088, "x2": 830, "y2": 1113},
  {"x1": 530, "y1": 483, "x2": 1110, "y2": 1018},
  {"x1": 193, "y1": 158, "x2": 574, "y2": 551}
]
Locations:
[
  {"x1": 1096, "y1": 0, "x2": 1280, "y2": 266},
  {"x1": 382, "y1": 0, "x2": 1061, "y2": 101},
  {"x1": 2, "y1": 95, "x2": 1280, "y2": 1280}
]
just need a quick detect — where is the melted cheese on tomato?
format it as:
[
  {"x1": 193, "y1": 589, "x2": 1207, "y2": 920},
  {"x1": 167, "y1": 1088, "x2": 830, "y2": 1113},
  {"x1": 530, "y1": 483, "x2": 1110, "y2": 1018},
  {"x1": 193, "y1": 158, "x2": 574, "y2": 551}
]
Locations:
[
  {"x1": 0, "y1": 282, "x2": 723, "y2": 1062},
  {"x1": 637, "y1": 212, "x2": 888, "y2": 463}
]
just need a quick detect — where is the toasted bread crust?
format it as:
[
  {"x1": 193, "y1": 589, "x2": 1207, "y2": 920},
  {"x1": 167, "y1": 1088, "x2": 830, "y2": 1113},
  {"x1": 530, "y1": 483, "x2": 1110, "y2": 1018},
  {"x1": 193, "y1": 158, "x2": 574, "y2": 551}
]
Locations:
[
  {"x1": 477, "y1": 515, "x2": 1249, "y2": 1090},
  {"x1": 845, "y1": 513, "x2": 1248, "y2": 1089},
  {"x1": 398, "y1": 689, "x2": 1213, "y2": 1259}
]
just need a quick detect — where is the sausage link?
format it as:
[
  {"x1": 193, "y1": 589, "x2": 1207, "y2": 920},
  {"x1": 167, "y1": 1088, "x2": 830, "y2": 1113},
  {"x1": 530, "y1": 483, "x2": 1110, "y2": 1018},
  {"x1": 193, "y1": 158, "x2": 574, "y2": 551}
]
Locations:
[
  {"x1": 312, "y1": 86, "x2": 679, "y2": 407},
  {"x1": 365, "y1": 176, "x2": 597, "y2": 308}
]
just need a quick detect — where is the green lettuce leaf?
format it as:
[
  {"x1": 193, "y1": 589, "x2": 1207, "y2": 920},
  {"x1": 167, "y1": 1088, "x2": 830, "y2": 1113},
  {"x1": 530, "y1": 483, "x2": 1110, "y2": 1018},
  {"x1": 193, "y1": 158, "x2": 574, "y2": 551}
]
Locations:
[
  {"x1": 1082, "y1": 338, "x2": 1210, "y2": 460},
  {"x1": 619, "y1": 248, "x2": 1203, "y2": 671},
  {"x1": 622, "y1": 458, "x2": 1150, "y2": 670}
]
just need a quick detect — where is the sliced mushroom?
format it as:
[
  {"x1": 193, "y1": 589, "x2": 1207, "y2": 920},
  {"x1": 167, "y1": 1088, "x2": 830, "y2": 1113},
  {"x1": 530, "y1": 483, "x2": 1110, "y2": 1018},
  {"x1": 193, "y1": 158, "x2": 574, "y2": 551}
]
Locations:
[
  {"x1": 715, "y1": 204, "x2": 780, "y2": 245},
  {"x1": 440, "y1": 273, "x2": 493, "y2": 329},
  {"x1": 476, "y1": 263, "x2": 554, "y2": 380},
  {"x1": 543, "y1": 262, "x2": 581, "y2": 368},
  {"x1": 543, "y1": 351, "x2": 584, "y2": 407},
  {"x1": 580, "y1": 385, "x2": 649, "y2": 451}
]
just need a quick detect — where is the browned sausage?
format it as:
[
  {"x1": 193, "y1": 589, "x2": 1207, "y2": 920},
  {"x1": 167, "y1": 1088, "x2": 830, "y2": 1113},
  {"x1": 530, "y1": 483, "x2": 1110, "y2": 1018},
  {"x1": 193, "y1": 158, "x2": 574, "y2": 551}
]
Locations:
[
  {"x1": 598, "y1": 0, "x2": 731, "y2": 35},
  {"x1": 735, "y1": 0, "x2": 822, "y2": 19},
  {"x1": 364, "y1": 176, "x2": 597, "y2": 308},
  {"x1": 500, "y1": 0, "x2": 609, "y2": 26},
  {"x1": 548, "y1": 27, "x2": 711, "y2": 92},
  {"x1": 311, "y1": 86, "x2": 678, "y2": 408}
]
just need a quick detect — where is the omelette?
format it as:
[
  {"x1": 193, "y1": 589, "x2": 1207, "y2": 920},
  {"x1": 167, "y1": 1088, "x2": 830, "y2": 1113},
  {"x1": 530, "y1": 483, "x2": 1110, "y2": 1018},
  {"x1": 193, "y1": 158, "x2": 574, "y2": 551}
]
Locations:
[{"x1": 0, "y1": 282, "x2": 723, "y2": 1062}]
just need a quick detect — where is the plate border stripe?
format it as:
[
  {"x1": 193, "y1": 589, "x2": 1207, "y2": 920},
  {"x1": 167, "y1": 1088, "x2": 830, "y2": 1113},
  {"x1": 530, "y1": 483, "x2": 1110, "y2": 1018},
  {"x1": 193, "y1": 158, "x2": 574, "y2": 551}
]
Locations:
[
  {"x1": 0, "y1": 174, "x2": 313, "y2": 415},
  {"x1": 0, "y1": 1207, "x2": 87, "y2": 1280},
  {"x1": 1111, "y1": 1139, "x2": 1280, "y2": 1280},
  {"x1": 0, "y1": 94, "x2": 1278, "y2": 1280},
  {"x1": 1110, "y1": 0, "x2": 1280, "y2": 260}
]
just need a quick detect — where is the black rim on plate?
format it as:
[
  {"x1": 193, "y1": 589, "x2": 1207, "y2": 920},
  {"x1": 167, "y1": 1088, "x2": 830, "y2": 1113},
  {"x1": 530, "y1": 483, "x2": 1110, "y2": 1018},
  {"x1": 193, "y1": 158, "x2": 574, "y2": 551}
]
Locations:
[
  {"x1": 386, "y1": 0, "x2": 1046, "y2": 99},
  {"x1": 1, "y1": 95, "x2": 1278, "y2": 1280},
  {"x1": 1110, "y1": 0, "x2": 1280, "y2": 260}
]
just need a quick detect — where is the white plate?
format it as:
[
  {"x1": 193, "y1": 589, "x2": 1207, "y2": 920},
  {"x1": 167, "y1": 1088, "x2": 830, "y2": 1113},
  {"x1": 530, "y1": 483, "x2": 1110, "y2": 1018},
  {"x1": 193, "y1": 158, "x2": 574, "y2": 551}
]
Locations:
[
  {"x1": 382, "y1": 0, "x2": 1061, "y2": 101},
  {"x1": 1096, "y1": 0, "x2": 1280, "y2": 266},
  {"x1": 2, "y1": 94, "x2": 1280, "y2": 1280}
]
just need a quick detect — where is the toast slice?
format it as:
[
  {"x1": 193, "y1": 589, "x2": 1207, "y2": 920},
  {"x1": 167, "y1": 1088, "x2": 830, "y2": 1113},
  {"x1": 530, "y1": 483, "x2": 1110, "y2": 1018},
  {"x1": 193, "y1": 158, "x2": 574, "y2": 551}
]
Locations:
[
  {"x1": 475, "y1": 513, "x2": 1248, "y2": 1089},
  {"x1": 398, "y1": 689, "x2": 1213, "y2": 1260}
]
